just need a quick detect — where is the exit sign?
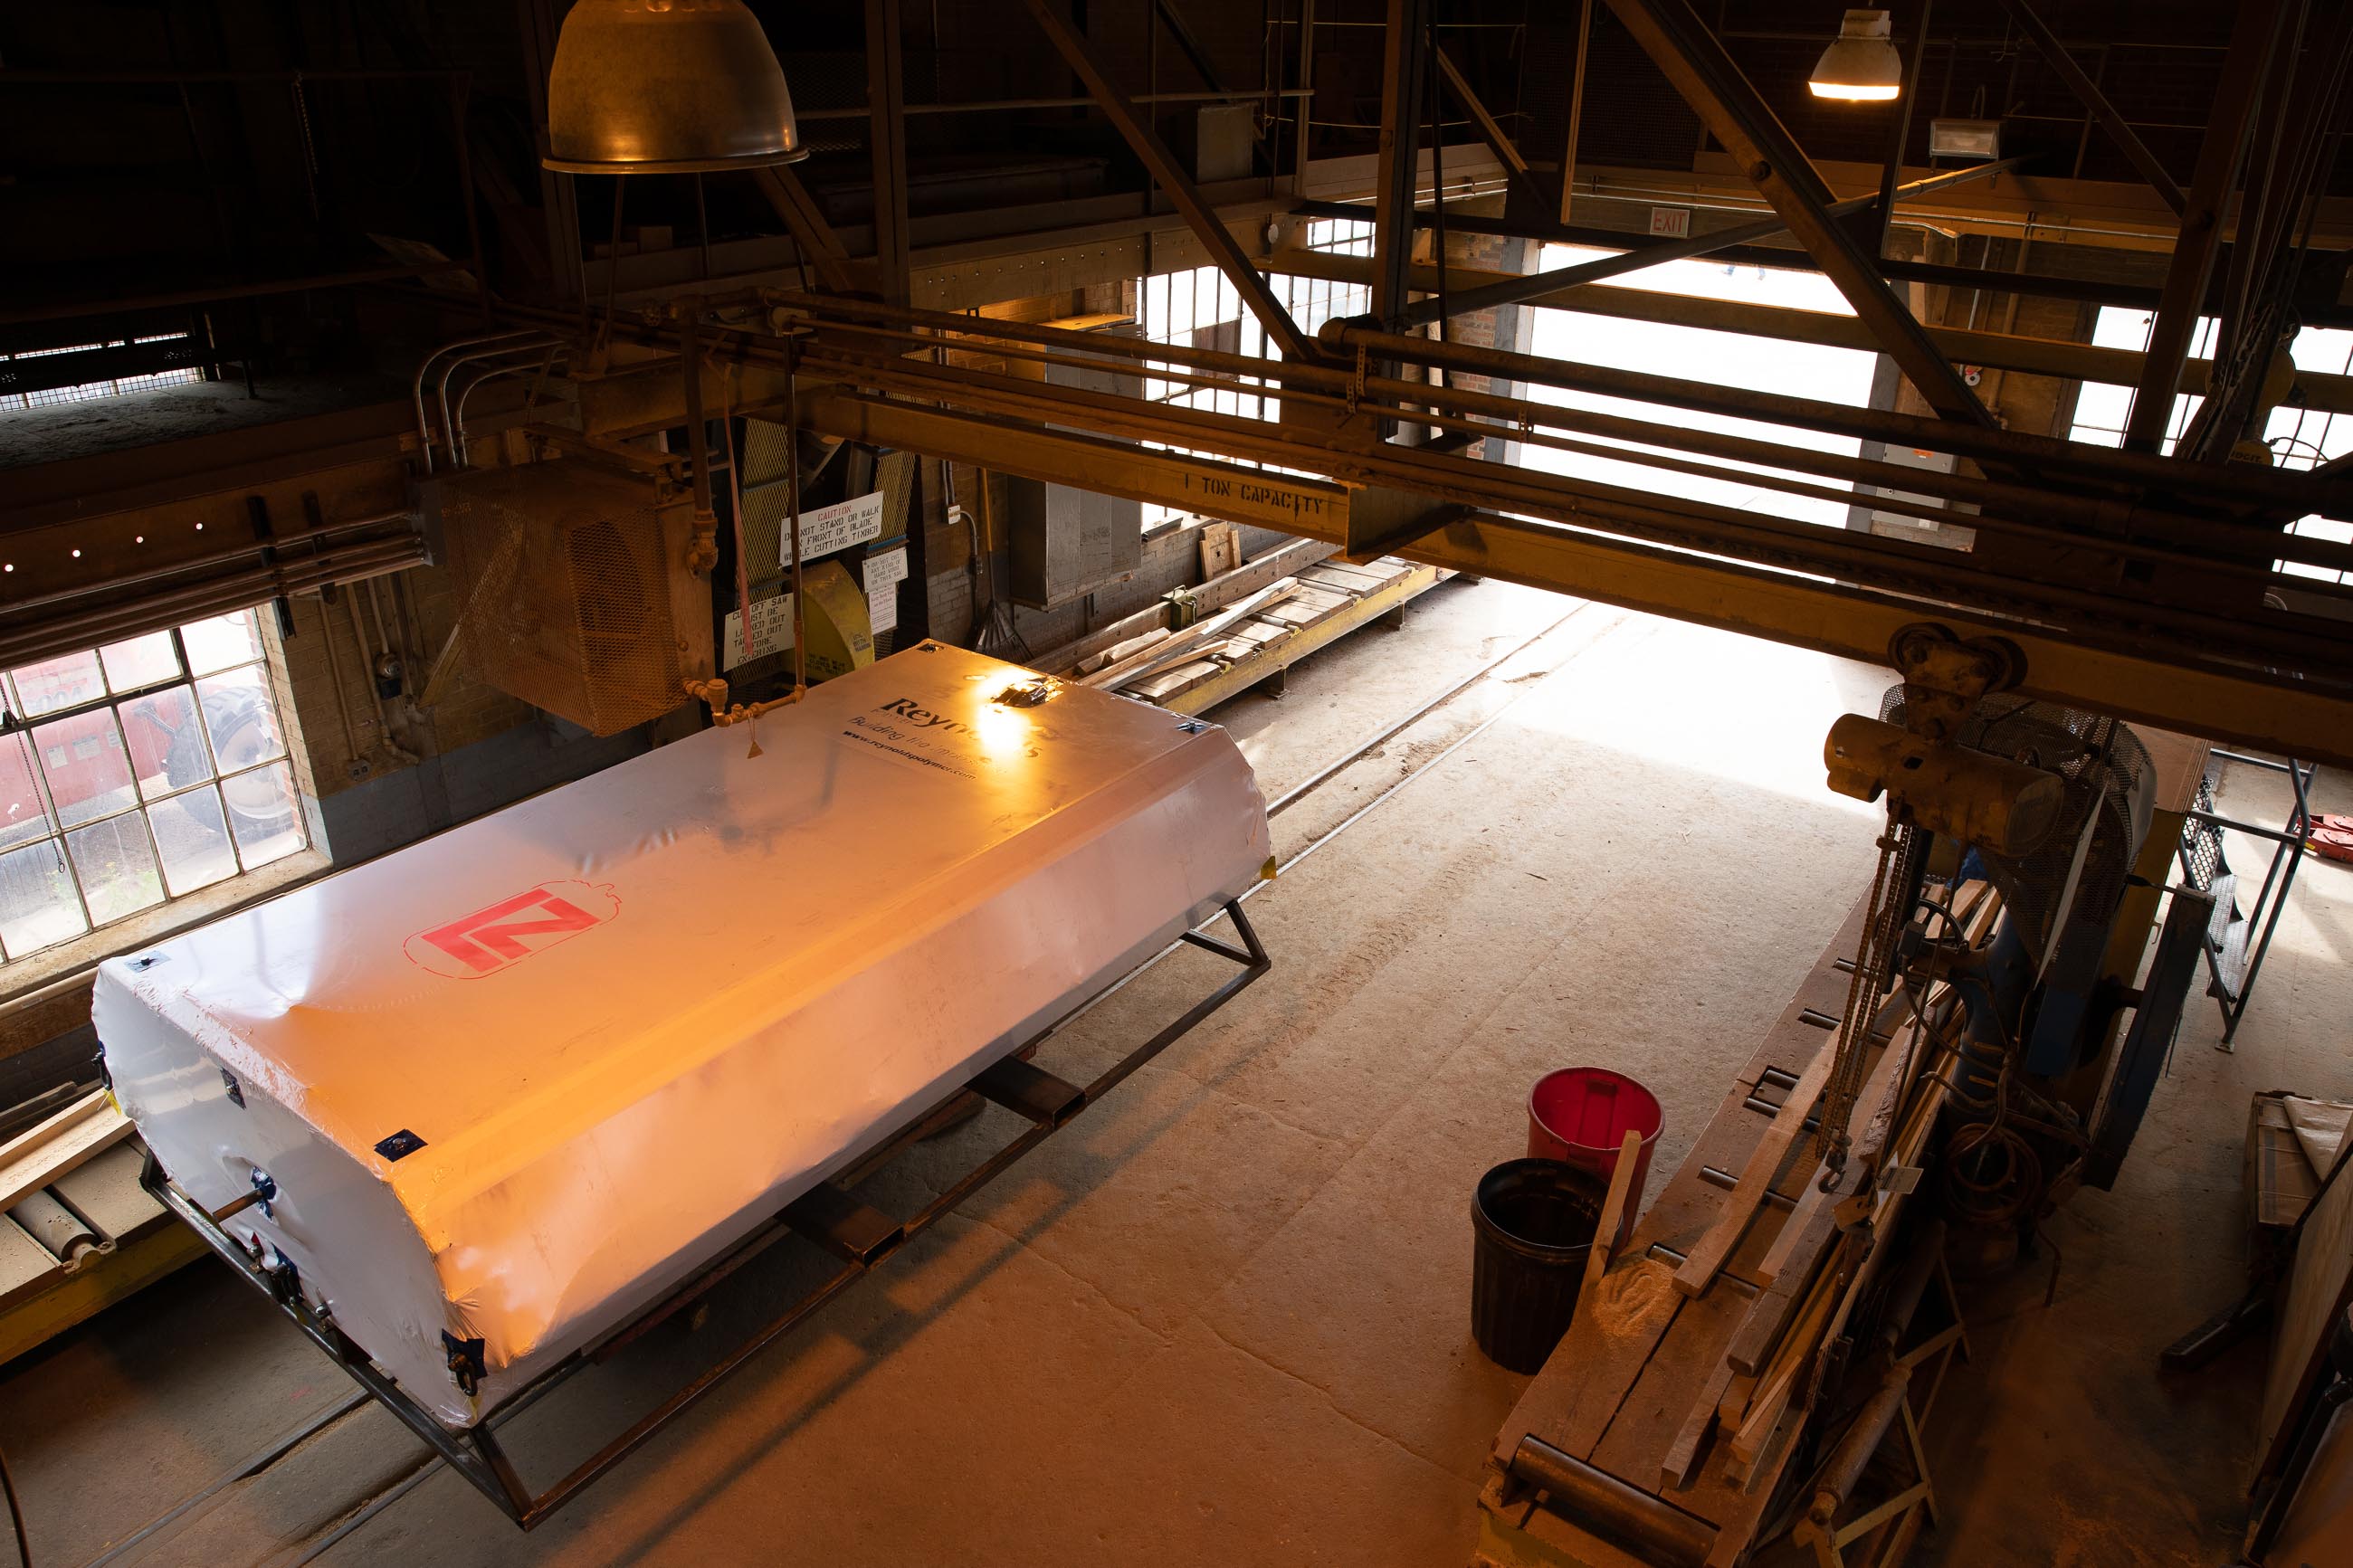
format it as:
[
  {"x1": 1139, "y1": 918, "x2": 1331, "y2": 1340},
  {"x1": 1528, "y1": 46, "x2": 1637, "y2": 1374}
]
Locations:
[{"x1": 1649, "y1": 207, "x2": 1692, "y2": 238}]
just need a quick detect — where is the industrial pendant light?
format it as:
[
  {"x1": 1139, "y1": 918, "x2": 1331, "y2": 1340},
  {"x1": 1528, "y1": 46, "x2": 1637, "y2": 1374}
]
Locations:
[
  {"x1": 1808, "y1": 9, "x2": 1902, "y2": 102},
  {"x1": 543, "y1": 0, "x2": 808, "y2": 174}
]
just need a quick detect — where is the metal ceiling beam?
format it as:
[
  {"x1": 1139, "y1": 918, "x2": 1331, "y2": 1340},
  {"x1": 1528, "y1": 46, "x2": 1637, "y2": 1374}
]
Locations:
[
  {"x1": 1370, "y1": 0, "x2": 1431, "y2": 327},
  {"x1": 1396, "y1": 158, "x2": 2017, "y2": 328},
  {"x1": 1858, "y1": 0, "x2": 1933, "y2": 256},
  {"x1": 795, "y1": 388, "x2": 2353, "y2": 770},
  {"x1": 1599, "y1": 0, "x2": 1995, "y2": 429},
  {"x1": 866, "y1": 0, "x2": 912, "y2": 304},
  {"x1": 756, "y1": 288, "x2": 2344, "y2": 515},
  {"x1": 1559, "y1": 0, "x2": 1595, "y2": 225},
  {"x1": 1992, "y1": 0, "x2": 2186, "y2": 216},
  {"x1": 1149, "y1": 0, "x2": 1274, "y2": 176},
  {"x1": 1275, "y1": 245, "x2": 2353, "y2": 416},
  {"x1": 1017, "y1": 0, "x2": 1315, "y2": 363},
  {"x1": 1293, "y1": 196, "x2": 2353, "y2": 326},
  {"x1": 749, "y1": 166, "x2": 861, "y2": 294},
  {"x1": 2184, "y1": 3, "x2": 2353, "y2": 460},
  {"x1": 2123, "y1": 0, "x2": 2286, "y2": 452},
  {"x1": 1434, "y1": 46, "x2": 1546, "y2": 210}
]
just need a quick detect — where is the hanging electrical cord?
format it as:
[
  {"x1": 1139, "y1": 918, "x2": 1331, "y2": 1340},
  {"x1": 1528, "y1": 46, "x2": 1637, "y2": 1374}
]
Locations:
[
  {"x1": 1424, "y1": 5, "x2": 1451, "y2": 402},
  {"x1": 1, "y1": 1438, "x2": 30, "y2": 1568},
  {"x1": 784, "y1": 331, "x2": 807, "y2": 698},
  {"x1": 713, "y1": 347, "x2": 755, "y2": 667},
  {"x1": 1815, "y1": 817, "x2": 1925, "y2": 1183}
]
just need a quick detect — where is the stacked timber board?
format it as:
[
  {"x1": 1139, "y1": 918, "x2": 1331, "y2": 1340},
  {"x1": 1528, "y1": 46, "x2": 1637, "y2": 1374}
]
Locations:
[
  {"x1": 1110, "y1": 558, "x2": 1439, "y2": 709},
  {"x1": 1477, "y1": 893, "x2": 1953, "y2": 1568}
]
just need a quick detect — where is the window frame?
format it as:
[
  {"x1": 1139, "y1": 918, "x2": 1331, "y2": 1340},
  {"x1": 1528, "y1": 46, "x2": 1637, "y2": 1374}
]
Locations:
[{"x1": 1, "y1": 611, "x2": 310, "y2": 966}]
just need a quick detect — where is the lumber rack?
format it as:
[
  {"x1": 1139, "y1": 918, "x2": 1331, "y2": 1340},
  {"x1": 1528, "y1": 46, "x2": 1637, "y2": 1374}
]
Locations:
[
  {"x1": 141, "y1": 898, "x2": 1271, "y2": 1531},
  {"x1": 1475, "y1": 887, "x2": 1982, "y2": 1568}
]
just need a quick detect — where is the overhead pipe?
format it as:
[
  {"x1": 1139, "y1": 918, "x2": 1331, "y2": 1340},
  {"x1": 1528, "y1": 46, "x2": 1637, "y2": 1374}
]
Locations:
[
  {"x1": 1313, "y1": 317, "x2": 2347, "y2": 518},
  {"x1": 0, "y1": 510, "x2": 415, "y2": 618},
  {"x1": 488, "y1": 285, "x2": 2353, "y2": 583},
  {"x1": 795, "y1": 352, "x2": 2353, "y2": 667},
  {"x1": 0, "y1": 538, "x2": 425, "y2": 669},
  {"x1": 487, "y1": 286, "x2": 2353, "y2": 586},
  {"x1": 412, "y1": 330, "x2": 549, "y2": 471},
  {"x1": 535, "y1": 283, "x2": 2338, "y2": 520},
  {"x1": 793, "y1": 327, "x2": 2353, "y2": 586},
  {"x1": 756, "y1": 288, "x2": 2347, "y2": 518},
  {"x1": 767, "y1": 297, "x2": 2353, "y2": 573}
]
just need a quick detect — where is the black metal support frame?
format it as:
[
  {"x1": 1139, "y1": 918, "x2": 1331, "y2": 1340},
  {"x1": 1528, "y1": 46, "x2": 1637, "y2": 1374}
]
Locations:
[
  {"x1": 143, "y1": 899, "x2": 1271, "y2": 1531},
  {"x1": 2176, "y1": 749, "x2": 2315, "y2": 1048}
]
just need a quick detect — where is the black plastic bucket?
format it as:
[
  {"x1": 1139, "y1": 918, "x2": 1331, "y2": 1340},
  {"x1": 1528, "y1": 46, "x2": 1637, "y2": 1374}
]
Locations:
[{"x1": 1471, "y1": 1157, "x2": 1607, "y2": 1373}]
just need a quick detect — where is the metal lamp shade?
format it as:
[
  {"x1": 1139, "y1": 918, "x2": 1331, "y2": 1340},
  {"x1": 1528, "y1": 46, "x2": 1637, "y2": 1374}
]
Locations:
[
  {"x1": 544, "y1": 0, "x2": 807, "y2": 174},
  {"x1": 1808, "y1": 9, "x2": 1901, "y2": 102}
]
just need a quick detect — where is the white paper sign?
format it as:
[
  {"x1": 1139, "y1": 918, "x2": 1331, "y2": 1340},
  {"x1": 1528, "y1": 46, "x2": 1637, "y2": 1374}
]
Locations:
[
  {"x1": 720, "y1": 594, "x2": 795, "y2": 670},
  {"x1": 864, "y1": 547, "x2": 909, "y2": 636},
  {"x1": 780, "y1": 491, "x2": 886, "y2": 567},
  {"x1": 1648, "y1": 206, "x2": 1692, "y2": 238}
]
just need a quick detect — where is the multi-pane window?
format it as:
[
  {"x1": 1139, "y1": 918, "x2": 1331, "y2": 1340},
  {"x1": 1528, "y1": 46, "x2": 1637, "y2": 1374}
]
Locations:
[
  {"x1": 1, "y1": 610, "x2": 307, "y2": 964},
  {"x1": 1132, "y1": 218, "x2": 1375, "y2": 527},
  {"x1": 0, "y1": 335, "x2": 205, "y2": 412},
  {"x1": 2072, "y1": 309, "x2": 2353, "y2": 587}
]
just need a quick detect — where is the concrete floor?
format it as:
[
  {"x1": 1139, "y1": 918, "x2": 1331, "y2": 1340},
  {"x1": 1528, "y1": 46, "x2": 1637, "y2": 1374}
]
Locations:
[{"x1": 4, "y1": 575, "x2": 2348, "y2": 1567}]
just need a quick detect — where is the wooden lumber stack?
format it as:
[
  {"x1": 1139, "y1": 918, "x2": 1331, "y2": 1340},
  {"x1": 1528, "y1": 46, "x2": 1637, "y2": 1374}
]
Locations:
[
  {"x1": 1075, "y1": 556, "x2": 1438, "y2": 708},
  {"x1": 1483, "y1": 886, "x2": 1992, "y2": 1568},
  {"x1": 0, "y1": 1088, "x2": 202, "y2": 1364},
  {"x1": 1, "y1": 1088, "x2": 131, "y2": 1214}
]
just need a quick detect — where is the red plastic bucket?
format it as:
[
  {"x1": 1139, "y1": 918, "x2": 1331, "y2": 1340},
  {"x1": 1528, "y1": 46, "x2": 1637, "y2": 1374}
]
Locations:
[{"x1": 1527, "y1": 1068, "x2": 1662, "y2": 1250}]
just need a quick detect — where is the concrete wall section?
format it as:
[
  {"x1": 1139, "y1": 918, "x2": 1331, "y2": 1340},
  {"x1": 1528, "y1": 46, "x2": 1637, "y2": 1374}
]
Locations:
[
  {"x1": 310, "y1": 713, "x2": 652, "y2": 865},
  {"x1": 266, "y1": 557, "x2": 658, "y2": 865}
]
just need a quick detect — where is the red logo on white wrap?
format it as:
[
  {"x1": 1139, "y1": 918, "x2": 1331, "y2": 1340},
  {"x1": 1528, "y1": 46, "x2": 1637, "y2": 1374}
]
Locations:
[{"x1": 403, "y1": 880, "x2": 620, "y2": 979}]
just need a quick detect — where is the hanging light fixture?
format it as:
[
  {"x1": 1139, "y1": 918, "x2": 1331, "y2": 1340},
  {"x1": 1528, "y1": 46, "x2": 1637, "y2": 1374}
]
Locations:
[
  {"x1": 543, "y1": 0, "x2": 807, "y2": 174},
  {"x1": 1809, "y1": 9, "x2": 1903, "y2": 102}
]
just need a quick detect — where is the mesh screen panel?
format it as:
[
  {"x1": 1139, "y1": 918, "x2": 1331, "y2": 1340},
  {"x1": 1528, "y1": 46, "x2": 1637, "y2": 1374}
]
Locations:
[{"x1": 440, "y1": 463, "x2": 685, "y2": 736}]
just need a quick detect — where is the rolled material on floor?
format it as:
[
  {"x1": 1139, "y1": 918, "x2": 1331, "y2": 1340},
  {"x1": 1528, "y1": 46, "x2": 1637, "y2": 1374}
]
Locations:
[
  {"x1": 1507, "y1": 1437, "x2": 1715, "y2": 1568},
  {"x1": 100, "y1": 645, "x2": 1271, "y2": 1429},
  {"x1": 9, "y1": 1189, "x2": 97, "y2": 1264}
]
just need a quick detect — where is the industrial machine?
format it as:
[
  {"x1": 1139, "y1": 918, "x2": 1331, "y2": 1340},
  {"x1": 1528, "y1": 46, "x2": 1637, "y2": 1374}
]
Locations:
[
  {"x1": 1815, "y1": 625, "x2": 2212, "y2": 1268},
  {"x1": 96, "y1": 644, "x2": 1273, "y2": 1527},
  {"x1": 1478, "y1": 622, "x2": 2213, "y2": 1568}
]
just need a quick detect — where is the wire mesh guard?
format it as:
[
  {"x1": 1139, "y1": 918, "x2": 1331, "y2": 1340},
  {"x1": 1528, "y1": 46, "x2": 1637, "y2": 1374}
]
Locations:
[
  {"x1": 438, "y1": 462, "x2": 689, "y2": 736},
  {"x1": 1881, "y1": 686, "x2": 2153, "y2": 957}
]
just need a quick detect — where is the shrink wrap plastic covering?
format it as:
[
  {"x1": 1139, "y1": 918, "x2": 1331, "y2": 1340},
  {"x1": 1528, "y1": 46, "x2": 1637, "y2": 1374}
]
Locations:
[{"x1": 99, "y1": 645, "x2": 1269, "y2": 1427}]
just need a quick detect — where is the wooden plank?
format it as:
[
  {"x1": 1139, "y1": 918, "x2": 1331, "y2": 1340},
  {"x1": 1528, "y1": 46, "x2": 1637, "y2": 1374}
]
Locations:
[
  {"x1": 1125, "y1": 660, "x2": 1225, "y2": 701},
  {"x1": 1500, "y1": 1256, "x2": 1686, "y2": 1466},
  {"x1": 1729, "y1": 1244, "x2": 1845, "y2": 1466},
  {"x1": 1661, "y1": 1354, "x2": 1738, "y2": 1491},
  {"x1": 1197, "y1": 521, "x2": 1240, "y2": 578},
  {"x1": 1675, "y1": 1034, "x2": 1835, "y2": 1297},
  {"x1": 0, "y1": 1089, "x2": 107, "y2": 1169},
  {"x1": 1580, "y1": 1129, "x2": 1646, "y2": 1309},
  {"x1": 1491, "y1": 893, "x2": 1876, "y2": 1515},
  {"x1": 0, "y1": 1095, "x2": 131, "y2": 1213},
  {"x1": 1080, "y1": 578, "x2": 1298, "y2": 689},
  {"x1": 1725, "y1": 1000, "x2": 1913, "y2": 1376},
  {"x1": 1590, "y1": 1269, "x2": 1751, "y2": 1485}
]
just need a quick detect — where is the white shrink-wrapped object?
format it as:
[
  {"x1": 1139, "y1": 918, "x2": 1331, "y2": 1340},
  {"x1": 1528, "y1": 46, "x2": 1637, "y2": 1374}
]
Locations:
[{"x1": 100, "y1": 644, "x2": 1270, "y2": 1428}]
